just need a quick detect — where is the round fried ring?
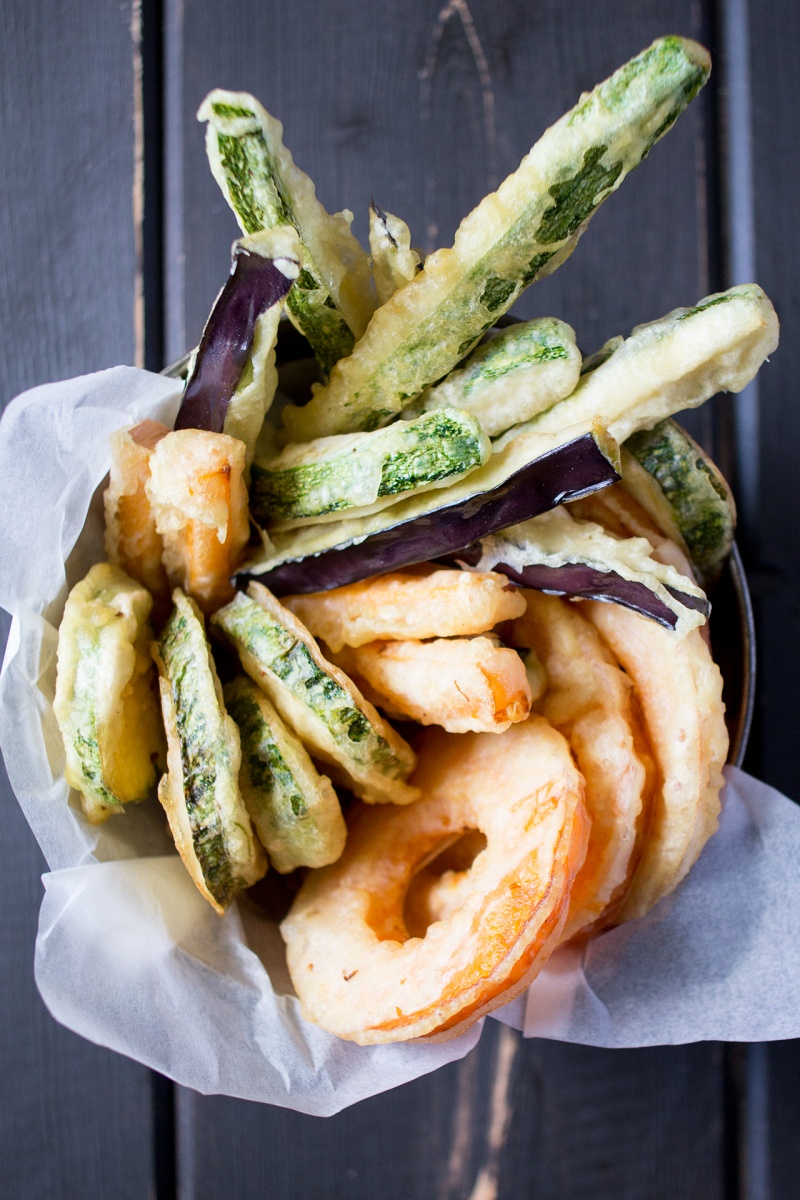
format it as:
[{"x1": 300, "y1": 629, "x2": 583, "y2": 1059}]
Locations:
[{"x1": 281, "y1": 715, "x2": 588, "y2": 1044}]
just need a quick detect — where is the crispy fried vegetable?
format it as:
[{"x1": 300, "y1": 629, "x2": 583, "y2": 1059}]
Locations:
[
  {"x1": 368, "y1": 201, "x2": 420, "y2": 304},
  {"x1": 283, "y1": 37, "x2": 710, "y2": 439},
  {"x1": 54, "y1": 563, "x2": 164, "y2": 824},
  {"x1": 146, "y1": 429, "x2": 249, "y2": 614},
  {"x1": 329, "y1": 636, "x2": 532, "y2": 733},
  {"x1": 420, "y1": 319, "x2": 581, "y2": 437},
  {"x1": 236, "y1": 426, "x2": 621, "y2": 595},
  {"x1": 500, "y1": 285, "x2": 779, "y2": 446},
  {"x1": 174, "y1": 228, "x2": 300, "y2": 467},
  {"x1": 224, "y1": 676, "x2": 346, "y2": 873},
  {"x1": 104, "y1": 420, "x2": 171, "y2": 613},
  {"x1": 154, "y1": 591, "x2": 266, "y2": 912},
  {"x1": 199, "y1": 90, "x2": 375, "y2": 373},
  {"x1": 622, "y1": 420, "x2": 736, "y2": 584},
  {"x1": 585, "y1": 601, "x2": 728, "y2": 921},
  {"x1": 212, "y1": 585, "x2": 418, "y2": 805},
  {"x1": 281, "y1": 716, "x2": 588, "y2": 1044},
  {"x1": 460, "y1": 504, "x2": 709, "y2": 635},
  {"x1": 512, "y1": 592, "x2": 650, "y2": 939},
  {"x1": 283, "y1": 567, "x2": 526, "y2": 651},
  {"x1": 250, "y1": 408, "x2": 489, "y2": 527}
]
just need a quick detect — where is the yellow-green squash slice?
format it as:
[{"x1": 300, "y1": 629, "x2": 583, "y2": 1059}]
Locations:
[
  {"x1": 54, "y1": 562, "x2": 164, "y2": 824},
  {"x1": 283, "y1": 37, "x2": 710, "y2": 439},
  {"x1": 154, "y1": 590, "x2": 267, "y2": 913},
  {"x1": 199, "y1": 90, "x2": 375, "y2": 374},
  {"x1": 224, "y1": 676, "x2": 346, "y2": 873},
  {"x1": 212, "y1": 586, "x2": 419, "y2": 805}
]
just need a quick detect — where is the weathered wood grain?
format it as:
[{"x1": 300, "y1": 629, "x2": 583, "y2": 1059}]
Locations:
[
  {"x1": 0, "y1": 4, "x2": 157, "y2": 1197},
  {"x1": 170, "y1": 3, "x2": 730, "y2": 1197}
]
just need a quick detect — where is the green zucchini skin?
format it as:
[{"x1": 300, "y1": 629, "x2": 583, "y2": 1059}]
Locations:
[
  {"x1": 250, "y1": 408, "x2": 489, "y2": 527},
  {"x1": 199, "y1": 90, "x2": 375, "y2": 375},
  {"x1": 224, "y1": 676, "x2": 346, "y2": 872},
  {"x1": 283, "y1": 36, "x2": 710, "y2": 439},
  {"x1": 155, "y1": 591, "x2": 266, "y2": 912},
  {"x1": 623, "y1": 419, "x2": 736, "y2": 584},
  {"x1": 420, "y1": 318, "x2": 582, "y2": 437},
  {"x1": 212, "y1": 587, "x2": 418, "y2": 805}
]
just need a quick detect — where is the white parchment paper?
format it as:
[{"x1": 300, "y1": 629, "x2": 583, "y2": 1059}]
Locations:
[{"x1": 2, "y1": 367, "x2": 799, "y2": 1117}]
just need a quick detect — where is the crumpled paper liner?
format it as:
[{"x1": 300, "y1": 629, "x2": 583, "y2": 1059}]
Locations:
[{"x1": 1, "y1": 367, "x2": 799, "y2": 1117}]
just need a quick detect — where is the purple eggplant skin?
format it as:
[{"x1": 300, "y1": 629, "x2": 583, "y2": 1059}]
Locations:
[
  {"x1": 473, "y1": 560, "x2": 710, "y2": 630},
  {"x1": 174, "y1": 244, "x2": 295, "y2": 434},
  {"x1": 235, "y1": 431, "x2": 620, "y2": 595}
]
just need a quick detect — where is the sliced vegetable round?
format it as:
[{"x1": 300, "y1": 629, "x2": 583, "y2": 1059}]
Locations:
[
  {"x1": 54, "y1": 562, "x2": 164, "y2": 825},
  {"x1": 250, "y1": 407, "x2": 489, "y2": 527},
  {"x1": 236, "y1": 426, "x2": 621, "y2": 595},
  {"x1": 154, "y1": 590, "x2": 267, "y2": 913},
  {"x1": 224, "y1": 676, "x2": 346, "y2": 873}
]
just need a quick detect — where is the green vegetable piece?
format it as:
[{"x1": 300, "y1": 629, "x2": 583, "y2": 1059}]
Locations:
[
  {"x1": 224, "y1": 676, "x2": 346, "y2": 873},
  {"x1": 250, "y1": 407, "x2": 490, "y2": 528},
  {"x1": 212, "y1": 587, "x2": 418, "y2": 805},
  {"x1": 421, "y1": 318, "x2": 581, "y2": 438},
  {"x1": 155, "y1": 590, "x2": 266, "y2": 912},
  {"x1": 282, "y1": 36, "x2": 710, "y2": 439},
  {"x1": 622, "y1": 420, "x2": 736, "y2": 585},
  {"x1": 199, "y1": 89, "x2": 376, "y2": 374},
  {"x1": 502, "y1": 284, "x2": 779, "y2": 447},
  {"x1": 53, "y1": 562, "x2": 163, "y2": 825}
]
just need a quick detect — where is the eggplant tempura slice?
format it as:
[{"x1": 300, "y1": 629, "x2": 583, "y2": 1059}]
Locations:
[
  {"x1": 54, "y1": 563, "x2": 164, "y2": 824},
  {"x1": 283, "y1": 37, "x2": 711, "y2": 439},
  {"x1": 154, "y1": 591, "x2": 267, "y2": 913},
  {"x1": 212, "y1": 585, "x2": 419, "y2": 805}
]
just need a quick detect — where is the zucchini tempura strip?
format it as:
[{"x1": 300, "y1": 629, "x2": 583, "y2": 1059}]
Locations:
[
  {"x1": 224, "y1": 676, "x2": 346, "y2": 873},
  {"x1": 329, "y1": 637, "x2": 532, "y2": 734},
  {"x1": 283, "y1": 567, "x2": 525, "y2": 651},
  {"x1": 175, "y1": 228, "x2": 300, "y2": 467},
  {"x1": 512, "y1": 593, "x2": 649, "y2": 939},
  {"x1": 283, "y1": 36, "x2": 710, "y2": 439},
  {"x1": 104, "y1": 419, "x2": 170, "y2": 612},
  {"x1": 212, "y1": 585, "x2": 419, "y2": 805},
  {"x1": 368, "y1": 202, "x2": 420, "y2": 304},
  {"x1": 500, "y1": 285, "x2": 779, "y2": 447},
  {"x1": 584, "y1": 601, "x2": 728, "y2": 921},
  {"x1": 146, "y1": 429, "x2": 249, "y2": 614},
  {"x1": 463, "y1": 505, "x2": 708, "y2": 635},
  {"x1": 250, "y1": 408, "x2": 489, "y2": 528},
  {"x1": 199, "y1": 90, "x2": 375, "y2": 373},
  {"x1": 155, "y1": 591, "x2": 266, "y2": 913},
  {"x1": 54, "y1": 563, "x2": 164, "y2": 824},
  {"x1": 420, "y1": 319, "x2": 582, "y2": 438}
]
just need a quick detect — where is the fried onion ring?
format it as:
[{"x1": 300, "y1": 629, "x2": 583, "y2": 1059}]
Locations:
[{"x1": 281, "y1": 715, "x2": 588, "y2": 1044}]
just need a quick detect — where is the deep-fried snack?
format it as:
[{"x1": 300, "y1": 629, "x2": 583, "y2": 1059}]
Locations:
[
  {"x1": 281, "y1": 716, "x2": 588, "y2": 1043},
  {"x1": 104, "y1": 420, "x2": 170, "y2": 611},
  {"x1": 283, "y1": 567, "x2": 525, "y2": 651}
]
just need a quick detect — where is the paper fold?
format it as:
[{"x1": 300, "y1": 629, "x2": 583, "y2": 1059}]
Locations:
[{"x1": 2, "y1": 366, "x2": 799, "y2": 1115}]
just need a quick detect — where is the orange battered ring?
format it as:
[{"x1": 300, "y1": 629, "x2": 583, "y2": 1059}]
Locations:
[{"x1": 281, "y1": 715, "x2": 588, "y2": 1045}]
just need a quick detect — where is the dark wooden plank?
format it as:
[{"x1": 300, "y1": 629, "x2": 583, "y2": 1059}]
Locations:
[
  {"x1": 170, "y1": 4, "x2": 730, "y2": 1197},
  {"x1": 0, "y1": 4, "x2": 158, "y2": 1197},
  {"x1": 747, "y1": 0, "x2": 800, "y2": 1196}
]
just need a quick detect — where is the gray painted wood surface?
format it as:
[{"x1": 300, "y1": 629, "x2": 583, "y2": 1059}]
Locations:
[{"x1": 1, "y1": 0, "x2": 798, "y2": 1195}]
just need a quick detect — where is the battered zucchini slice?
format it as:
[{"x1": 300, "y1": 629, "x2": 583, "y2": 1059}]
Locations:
[
  {"x1": 504, "y1": 285, "x2": 779, "y2": 446},
  {"x1": 211, "y1": 586, "x2": 419, "y2": 805},
  {"x1": 154, "y1": 591, "x2": 267, "y2": 913},
  {"x1": 199, "y1": 90, "x2": 375, "y2": 374},
  {"x1": 54, "y1": 563, "x2": 164, "y2": 824},
  {"x1": 621, "y1": 420, "x2": 736, "y2": 585},
  {"x1": 250, "y1": 408, "x2": 489, "y2": 528},
  {"x1": 420, "y1": 318, "x2": 581, "y2": 437},
  {"x1": 224, "y1": 676, "x2": 346, "y2": 872},
  {"x1": 368, "y1": 202, "x2": 420, "y2": 304},
  {"x1": 283, "y1": 36, "x2": 710, "y2": 439}
]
